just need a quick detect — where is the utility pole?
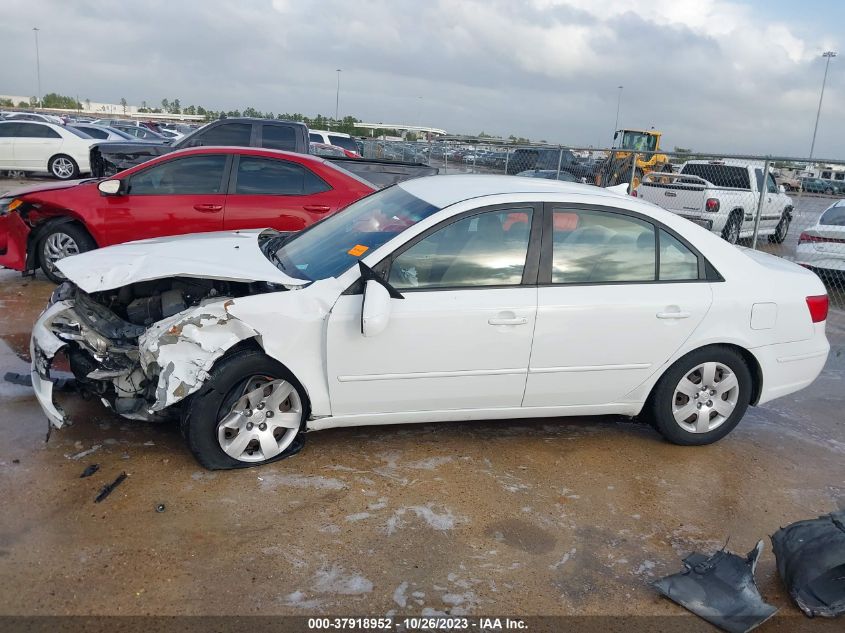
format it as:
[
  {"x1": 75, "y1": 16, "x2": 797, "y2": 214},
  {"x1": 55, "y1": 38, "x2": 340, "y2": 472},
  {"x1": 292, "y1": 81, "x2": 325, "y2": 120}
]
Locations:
[
  {"x1": 33, "y1": 27, "x2": 42, "y2": 108},
  {"x1": 614, "y1": 85, "x2": 623, "y2": 135},
  {"x1": 335, "y1": 69, "x2": 342, "y2": 122},
  {"x1": 809, "y1": 51, "x2": 836, "y2": 162}
]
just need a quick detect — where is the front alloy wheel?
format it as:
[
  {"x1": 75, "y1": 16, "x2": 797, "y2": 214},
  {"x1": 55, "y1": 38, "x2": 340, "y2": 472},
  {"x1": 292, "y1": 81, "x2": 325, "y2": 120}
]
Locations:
[{"x1": 217, "y1": 376, "x2": 303, "y2": 462}]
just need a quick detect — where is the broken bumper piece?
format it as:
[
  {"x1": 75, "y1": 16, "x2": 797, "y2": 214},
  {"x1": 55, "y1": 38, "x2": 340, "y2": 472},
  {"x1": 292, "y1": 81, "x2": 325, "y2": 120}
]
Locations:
[
  {"x1": 652, "y1": 540, "x2": 777, "y2": 633},
  {"x1": 30, "y1": 301, "x2": 73, "y2": 428},
  {"x1": 771, "y1": 509, "x2": 845, "y2": 618}
]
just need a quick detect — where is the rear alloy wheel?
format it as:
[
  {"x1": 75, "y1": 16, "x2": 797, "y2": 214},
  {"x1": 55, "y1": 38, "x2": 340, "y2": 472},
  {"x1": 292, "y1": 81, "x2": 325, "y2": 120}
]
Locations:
[
  {"x1": 824, "y1": 187, "x2": 834, "y2": 195},
  {"x1": 722, "y1": 213, "x2": 742, "y2": 244},
  {"x1": 38, "y1": 224, "x2": 96, "y2": 283},
  {"x1": 49, "y1": 155, "x2": 79, "y2": 180},
  {"x1": 647, "y1": 346, "x2": 751, "y2": 446},
  {"x1": 182, "y1": 349, "x2": 308, "y2": 469}
]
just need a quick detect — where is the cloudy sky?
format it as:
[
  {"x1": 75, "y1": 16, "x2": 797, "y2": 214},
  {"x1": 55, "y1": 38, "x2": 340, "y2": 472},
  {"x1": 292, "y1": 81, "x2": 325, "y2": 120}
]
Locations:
[{"x1": 1, "y1": 0, "x2": 843, "y2": 156}]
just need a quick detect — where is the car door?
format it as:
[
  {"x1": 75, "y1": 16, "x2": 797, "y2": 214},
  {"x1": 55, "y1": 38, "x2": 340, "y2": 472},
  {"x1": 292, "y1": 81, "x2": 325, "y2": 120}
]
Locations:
[
  {"x1": 13, "y1": 122, "x2": 60, "y2": 170},
  {"x1": 523, "y1": 205, "x2": 713, "y2": 407},
  {"x1": 223, "y1": 154, "x2": 346, "y2": 231},
  {"x1": 760, "y1": 170, "x2": 783, "y2": 230},
  {"x1": 0, "y1": 122, "x2": 16, "y2": 168},
  {"x1": 93, "y1": 154, "x2": 229, "y2": 246},
  {"x1": 326, "y1": 205, "x2": 541, "y2": 416}
]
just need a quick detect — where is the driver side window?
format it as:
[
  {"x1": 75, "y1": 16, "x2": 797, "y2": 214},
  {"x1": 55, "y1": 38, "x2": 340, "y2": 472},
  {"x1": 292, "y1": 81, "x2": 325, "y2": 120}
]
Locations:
[{"x1": 388, "y1": 208, "x2": 533, "y2": 290}]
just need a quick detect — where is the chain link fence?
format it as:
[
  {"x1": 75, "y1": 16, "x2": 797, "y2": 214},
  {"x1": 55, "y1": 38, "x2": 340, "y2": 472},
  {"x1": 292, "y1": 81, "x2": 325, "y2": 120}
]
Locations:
[{"x1": 356, "y1": 138, "x2": 845, "y2": 311}]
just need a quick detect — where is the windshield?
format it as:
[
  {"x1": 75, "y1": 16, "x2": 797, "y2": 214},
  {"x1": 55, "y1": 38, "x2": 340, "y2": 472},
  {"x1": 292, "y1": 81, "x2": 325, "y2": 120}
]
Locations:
[
  {"x1": 269, "y1": 186, "x2": 439, "y2": 281},
  {"x1": 619, "y1": 132, "x2": 657, "y2": 152},
  {"x1": 821, "y1": 202, "x2": 845, "y2": 226}
]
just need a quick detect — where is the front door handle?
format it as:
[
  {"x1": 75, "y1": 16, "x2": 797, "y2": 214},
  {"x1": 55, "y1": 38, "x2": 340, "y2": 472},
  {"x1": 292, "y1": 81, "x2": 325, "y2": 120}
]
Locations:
[
  {"x1": 303, "y1": 204, "x2": 332, "y2": 213},
  {"x1": 193, "y1": 203, "x2": 223, "y2": 212},
  {"x1": 656, "y1": 311, "x2": 691, "y2": 319},
  {"x1": 488, "y1": 316, "x2": 528, "y2": 326}
]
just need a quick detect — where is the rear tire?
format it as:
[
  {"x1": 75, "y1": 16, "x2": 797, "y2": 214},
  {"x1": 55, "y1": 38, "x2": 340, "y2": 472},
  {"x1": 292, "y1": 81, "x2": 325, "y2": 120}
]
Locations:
[
  {"x1": 824, "y1": 187, "x2": 834, "y2": 195},
  {"x1": 38, "y1": 223, "x2": 96, "y2": 284},
  {"x1": 646, "y1": 346, "x2": 752, "y2": 446},
  {"x1": 182, "y1": 349, "x2": 309, "y2": 470},
  {"x1": 721, "y1": 212, "x2": 742, "y2": 244},
  {"x1": 49, "y1": 155, "x2": 79, "y2": 180}
]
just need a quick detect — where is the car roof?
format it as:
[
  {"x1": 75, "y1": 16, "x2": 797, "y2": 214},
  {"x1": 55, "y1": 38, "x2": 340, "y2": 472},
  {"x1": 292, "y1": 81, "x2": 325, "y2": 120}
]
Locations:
[
  {"x1": 397, "y1": 174, "x2": 626, "y2": 208},
  {"x1": 310, "y1": 129, "x2": 351, "y2": 138}
]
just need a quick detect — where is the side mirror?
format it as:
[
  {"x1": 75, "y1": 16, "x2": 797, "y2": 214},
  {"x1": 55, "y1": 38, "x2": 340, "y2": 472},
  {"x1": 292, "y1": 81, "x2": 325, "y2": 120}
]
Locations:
[
  {"x1": 98, "y1": 179, "x2": 122, "y2": 195},
  {"x1": 361, "y1": 280, "x2": 392, "y2": 337},
  {"x1": 778, "y1": 184, "x2": 786, "y2": 194}
]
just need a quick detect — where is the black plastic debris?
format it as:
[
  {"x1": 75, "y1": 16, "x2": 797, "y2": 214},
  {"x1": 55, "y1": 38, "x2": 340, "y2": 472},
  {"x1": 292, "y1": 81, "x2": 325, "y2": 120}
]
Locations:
[
  {"x1": 4, "y1": 371, "x2": 76, "y2": 390},
  {"x1": 80, "y1": 464, "x2": 100, "y2": 478},
  {"x1": 94, "y1": 472, "x2": 127, "y2": 503},
  {"x1": 771, "y1": 509, "x2": 845, "y2": 618},
  {"x1": 652, "y1": 540, "x2": 777, "y2": 633},
  {"x1": 155, "y1": 503, "x2": 166, "y2": 513}
]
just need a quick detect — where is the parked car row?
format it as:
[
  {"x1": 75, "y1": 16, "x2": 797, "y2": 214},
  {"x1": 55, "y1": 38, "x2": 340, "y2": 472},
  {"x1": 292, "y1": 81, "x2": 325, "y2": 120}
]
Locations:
[{"x1": 800, "y1": 177, "x2": 845, "y2": 195}]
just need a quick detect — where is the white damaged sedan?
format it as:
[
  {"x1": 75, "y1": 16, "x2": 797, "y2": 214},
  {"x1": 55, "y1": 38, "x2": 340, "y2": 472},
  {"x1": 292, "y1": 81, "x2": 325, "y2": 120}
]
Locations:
[{"x1": 31, "y1": 176, "x2": 831, "y2": 469}]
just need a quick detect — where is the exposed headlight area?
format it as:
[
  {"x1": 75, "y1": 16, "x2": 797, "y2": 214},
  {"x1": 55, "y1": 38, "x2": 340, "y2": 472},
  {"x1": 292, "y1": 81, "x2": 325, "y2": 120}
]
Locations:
[{"x1": 0, "y1": 197, "x2": 23, "y2": 216}]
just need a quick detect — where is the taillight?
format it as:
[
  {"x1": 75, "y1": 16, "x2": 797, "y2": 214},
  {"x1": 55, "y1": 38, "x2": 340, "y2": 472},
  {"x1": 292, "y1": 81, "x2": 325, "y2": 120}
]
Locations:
[
  {"x1": 806, "y1": 295, "x2": 829, "y2": 323},
  {"x1": 705, "y1": 198, "x2": 720, "y2": 213},
  {"x1": 799, "y1": 231, "x2": 845, "y2": 245}
]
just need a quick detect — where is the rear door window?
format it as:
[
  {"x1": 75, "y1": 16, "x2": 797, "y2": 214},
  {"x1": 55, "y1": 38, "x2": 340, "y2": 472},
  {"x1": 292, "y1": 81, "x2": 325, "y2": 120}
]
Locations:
[
  {"x1": 262, "y1": 125, "x2": 297, "y2": 151},
  {"x1": 327, "y1": 135, "x2": 358, "y2": 153},
  {"x1": 16, "y1": 123, "x2": 60, "y2": 139},
  {"x1": 190, "y1": 123, "x2": 252, "y2": 147},
  {"x1": 234, "y1": 156, "x2": 330, "y2": 195}
]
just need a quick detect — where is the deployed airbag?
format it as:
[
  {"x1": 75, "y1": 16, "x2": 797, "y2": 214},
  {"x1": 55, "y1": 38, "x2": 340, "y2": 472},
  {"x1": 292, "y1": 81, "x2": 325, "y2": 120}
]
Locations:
[
  {"x1": 652, "y1": 540, "x2": 777, "y2": 633},
  {"x1": 771, "y1": 509, "x2": 845, "y2": 618}
]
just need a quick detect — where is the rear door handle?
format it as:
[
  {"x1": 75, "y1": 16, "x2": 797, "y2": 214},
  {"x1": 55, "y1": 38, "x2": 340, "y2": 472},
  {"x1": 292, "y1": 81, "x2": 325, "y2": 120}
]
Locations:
[
  {"x1": 303, "y1": 204, "x2": 332, "y2": 213},
  {"x1": 656, "y1": 311, "x2": 691, "y2": 319},
  {"x1": 488, "y1": 317, "x2": 528, "y2": 326},
  {"x1": 193, "y1": 203, "x2": 223, "y2": 212}
]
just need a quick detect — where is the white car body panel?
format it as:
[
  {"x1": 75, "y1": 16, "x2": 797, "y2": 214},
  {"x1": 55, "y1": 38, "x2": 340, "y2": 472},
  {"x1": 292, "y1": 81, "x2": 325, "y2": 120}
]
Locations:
[
  {"x1": 0, "y1": 121, "x2": 95, "y2": 174},
  {"x1": 795, "y1": 200, "x2": 845, "y2": 273},
  {"x1": 56, "y1": 229, "x2": 307, "y2": 293},
  {"x1": 31, "y1": 176, "x2": 831, "y2": 436}
]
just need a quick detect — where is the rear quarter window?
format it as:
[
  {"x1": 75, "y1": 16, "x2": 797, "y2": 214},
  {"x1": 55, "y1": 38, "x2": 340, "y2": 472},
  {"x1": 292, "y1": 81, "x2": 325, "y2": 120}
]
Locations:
[{"x1": 681, "y1": 164, "x2": 750, "y2": 189}]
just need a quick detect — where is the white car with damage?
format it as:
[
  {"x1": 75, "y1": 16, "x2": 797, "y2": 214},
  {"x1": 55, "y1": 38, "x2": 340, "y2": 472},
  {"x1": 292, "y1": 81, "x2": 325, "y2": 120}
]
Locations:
[{"x1": 31, "y1": 176, "x2": 830, "y2": 469}]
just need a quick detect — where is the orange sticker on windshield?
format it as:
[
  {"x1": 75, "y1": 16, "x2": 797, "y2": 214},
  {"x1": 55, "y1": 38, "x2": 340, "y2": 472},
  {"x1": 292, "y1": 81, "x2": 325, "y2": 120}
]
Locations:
[{"x1": 348, "y1": 244, "x2": 369, "y2": 256}]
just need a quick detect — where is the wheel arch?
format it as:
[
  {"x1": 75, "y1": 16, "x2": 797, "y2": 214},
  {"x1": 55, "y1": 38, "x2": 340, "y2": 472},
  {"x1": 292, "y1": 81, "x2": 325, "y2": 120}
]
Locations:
[
  {"x1": 25, "y1": 215, "x2": 99, "y2": 272},
  {"x1": 644, "y1": 342, "x2": 764, "y2": 410}
]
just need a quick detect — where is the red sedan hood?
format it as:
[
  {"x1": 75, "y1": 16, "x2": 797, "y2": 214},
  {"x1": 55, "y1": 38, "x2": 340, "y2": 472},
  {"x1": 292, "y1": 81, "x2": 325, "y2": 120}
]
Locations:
[{"x1": 1, "y1": 178, "x2": 98, "y2": 198}]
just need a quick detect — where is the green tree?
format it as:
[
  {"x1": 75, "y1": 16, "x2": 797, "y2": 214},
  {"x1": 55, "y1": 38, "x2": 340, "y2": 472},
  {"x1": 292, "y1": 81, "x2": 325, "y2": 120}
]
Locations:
[
  {"x1": 120, "y1": 97, "x2": 128, "y2": 114},
  {"x1": 29, "y1": 96, "x2": 38, "y2": 107},
  {"x1": 17, "y1": 101, "x2": 28, "y2": 108},
  {"x1": 84, "y1": 98, "x2": 91, "y2": 111},
  {"x1": 172, "y1": 98, "x2": 181, "y2": 114},
  {"x1": 0, "y1": 98, "x2": 14, "y2": 107},
  {"x1": 161, "y1": 98, "x2": 170, "y2": 112}
]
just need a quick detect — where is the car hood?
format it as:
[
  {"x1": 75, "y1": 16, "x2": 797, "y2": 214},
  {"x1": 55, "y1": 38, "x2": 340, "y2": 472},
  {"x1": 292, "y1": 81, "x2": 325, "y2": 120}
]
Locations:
[
  {"x1": 1, "y1": 178, "x2": 97, "y2": 198},
  {"x1": 56, "y1": 229, "x2": 309, "y2": 293}
]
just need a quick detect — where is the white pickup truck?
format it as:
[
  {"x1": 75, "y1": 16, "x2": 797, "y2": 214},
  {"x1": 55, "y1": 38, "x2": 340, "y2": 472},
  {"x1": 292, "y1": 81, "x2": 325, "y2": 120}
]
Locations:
[{"x1": 637, "y1": 160, "x2": 793, "y2": 244}]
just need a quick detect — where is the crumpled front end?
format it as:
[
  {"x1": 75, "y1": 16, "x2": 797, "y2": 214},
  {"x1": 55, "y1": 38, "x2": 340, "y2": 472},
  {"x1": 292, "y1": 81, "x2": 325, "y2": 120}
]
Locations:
[{"x1": 30, "y1": 278, "x2": 278, "y2": 428}]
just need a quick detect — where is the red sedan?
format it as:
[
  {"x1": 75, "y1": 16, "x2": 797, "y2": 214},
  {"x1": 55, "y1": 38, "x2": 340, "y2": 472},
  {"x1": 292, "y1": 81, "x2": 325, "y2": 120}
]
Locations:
[{"x1": 0, "y1": 147, "x2": 375, "y2": 282}]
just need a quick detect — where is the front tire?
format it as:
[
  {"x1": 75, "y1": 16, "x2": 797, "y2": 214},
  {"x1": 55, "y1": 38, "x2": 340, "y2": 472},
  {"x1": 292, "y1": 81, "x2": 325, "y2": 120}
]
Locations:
[
  {"x1": 38, "y1": 223, "x2": 96, "y2": 283},
  {"x1": 49, "y1": 155, "x2": 79, "y2": 180},
  {"x1": 769, "y1": 211, "x2": 791, "y2": 244},
  {"x1": 646, "y1": 346, "x2": 752, "y2": 446},
  {"x1": 182, "y1": 349, "x2": 309, "y2": 470}
]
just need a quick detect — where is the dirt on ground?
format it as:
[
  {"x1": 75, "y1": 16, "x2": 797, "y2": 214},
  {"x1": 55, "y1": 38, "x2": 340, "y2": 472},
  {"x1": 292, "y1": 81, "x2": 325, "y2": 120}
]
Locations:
[{"x1": 0, "y1": 269, "x2": 843, "y2": 630}]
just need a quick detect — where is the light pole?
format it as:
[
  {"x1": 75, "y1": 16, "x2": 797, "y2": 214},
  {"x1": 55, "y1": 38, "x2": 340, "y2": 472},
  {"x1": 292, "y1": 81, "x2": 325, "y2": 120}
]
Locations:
[
  {"x1": 335, "y1": 69, "x2": 342, "y2": 122},
  {"x1": 809, "y1": 51, "x2": 836, "y2": 162},
  {"x1": 613, "y1": 85, "x2": 623, "y2": 134},
  {"x1": 33, "y1": 27, "x2": 42, "y2": 108}
]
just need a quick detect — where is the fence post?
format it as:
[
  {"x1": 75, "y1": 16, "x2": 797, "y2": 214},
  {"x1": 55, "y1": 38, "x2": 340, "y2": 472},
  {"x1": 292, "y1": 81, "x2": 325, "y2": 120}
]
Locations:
[
  {"x1": 629, "y1": 153, "x2": 640, "y2": 194},
  {"x1": 504, "y1": 148, "x2": 510, "y2": 175},
  {"x1": 555, "y1": 147, "x2": 564, "y2": 180},
  {"x1": 444, "y1": 152, "x2": 448, "y2": 175},
  {"x1": 751, "y1": 157, "x2": 771, "y2": 249}
]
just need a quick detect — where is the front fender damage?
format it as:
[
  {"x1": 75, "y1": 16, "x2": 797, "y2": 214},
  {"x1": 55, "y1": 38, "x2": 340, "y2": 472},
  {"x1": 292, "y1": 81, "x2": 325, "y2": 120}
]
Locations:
[{"x1": 139, "y1": 300, "x2": 259, "y2": 411}]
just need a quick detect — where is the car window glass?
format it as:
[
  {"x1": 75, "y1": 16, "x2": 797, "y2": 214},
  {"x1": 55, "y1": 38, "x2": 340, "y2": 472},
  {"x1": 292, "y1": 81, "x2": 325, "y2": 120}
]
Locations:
[
  {"x1": 388, "y1": 208, "x2": 533, "y2": 289},
  {"x1": 328, "y1": 135, "x2": 358, "y2": 153},
  {"x1": 16, "y1": 123, "x2": 60, "y2": 139},
  {"x1": 76, "y1": 126, "x2": 107, "y2": 139},
  {"x1": 766, "y1": 173, "x2": 778, "y2": 193},
  {"x1": 550, "y1": 208, "x2": 655, "y2": 283},
  {"x1": 0, "y1": 122, "x2": 18, "y2": 137},
  {"x1": 754, "y1": 169, "x2": 763, "y2": 192},
  {"x1": 129, "y1": 155, "x2": 227, "y2": 195},
  {"x1": 235, "y1": 157, "x2": 330, "y2": 195},
  {"x1": 659, "y1": 230, "x2": 699, "y2": 280},
  {"x1": 262, "y1": 125, "x2": 297, "y2": 151},
  {"x1": 308, "y1": 132, "x2": 322, "y2": 143},
  {"x1": 821, "y1": 205, "x2": 845, "y2": 226},
  {"x1": 191, "y1": 123, "x2": 251, "y2": 147}
]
